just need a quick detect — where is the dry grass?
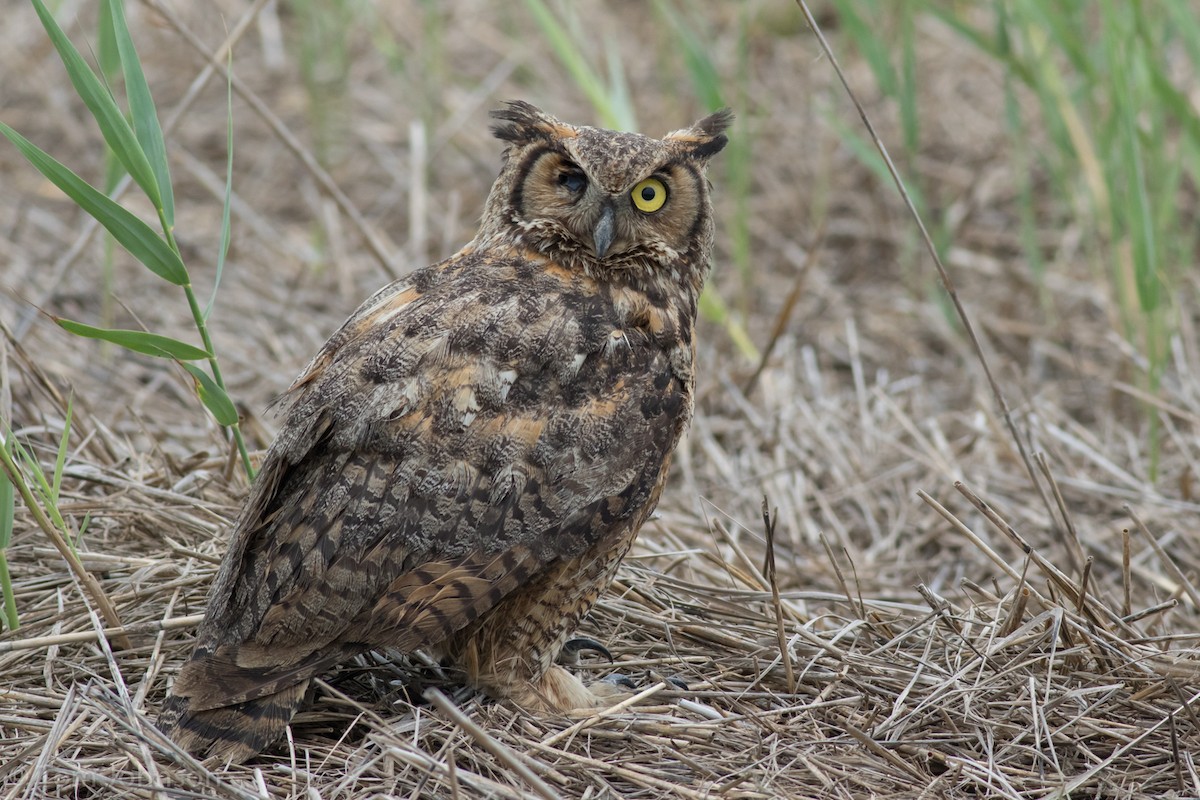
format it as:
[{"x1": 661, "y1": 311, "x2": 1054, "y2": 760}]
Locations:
[{"x1": 3, "y1": 1, "x2": 1200, "y2": 797}]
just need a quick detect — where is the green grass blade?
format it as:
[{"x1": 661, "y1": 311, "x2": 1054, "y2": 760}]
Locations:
[
  {"x1": 75, "y1": 512, "x2": 92, "y2": 548},
  {"x1": 103, "y1": 0, "x2": 175, "y2": 228},
  {"x1": 1122, "y1": 110, "x2": 1158, "y2": 318},
  {"x1": 0, "y1": 439, "x2": 13, "y2": 553},
  {"x1": 50, "y1": 395, "x2": 73, "y2": 507},
  {"x1": 829, "y1": 0, "x2": 897, "y2": 97},
  {"x1": 653, "y1": 0, "x2": 725, "y2": 109},
  {"x1": 0, "y1": 434, "x2": 14, "y2": 631},
  {"x1": 30, "y1": 0, "x2": 161, "y2": 210},
  {"x1": 602, "y1": 38, "x2": 637, "y2": 132},
  {"x1": 182, "y1": 364, "x2": 240, "y2": 426},
  {"x1": 97, "y1": 1, "x2": 126, "y2": 196},
  {"x1": 1023, "y1": 0, "x2": 1092, "y2": 81},
  {"x1": 0, "y1": 553, "x2": 15, "y2": 632},
  {"x1": 1148, "y1": 66, "x2": 1200, "y2": 154},
  {"x1": 523, "y1": 0, "x2": 626, "y2": 128},
  {"x1": 898, "y1": 7, "x2": 918, "y2": 155},
  {"x1": 698, "y1": 290, "x2": 759, "y2": 362},
  {"x1": 96, "y1": 1, "x2": 120, "y2": 84},
  {"x1": 14, "y1": 436, "x2": 54, "y2": 505},
  {"x1": 928, "y1": 5, "x2": 1035, "y2": 87},
  {"x1": 0, "y1": 122, "x2": 188, "y2": 285},
  {"x1": 55, "y1": 319, "x2": 211, "y2": 360}
]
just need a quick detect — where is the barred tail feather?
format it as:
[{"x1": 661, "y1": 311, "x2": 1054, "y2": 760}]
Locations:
[{"x1": 158, "y1": 680, "x2": 308, "y2": 764}]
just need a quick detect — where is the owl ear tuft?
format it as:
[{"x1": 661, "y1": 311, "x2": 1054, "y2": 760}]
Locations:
[
  {"x1": 490, "y1": 101, "x2": 575, "y2": 145},
  {"x1": 665, "y1": 108, "x2": 734, "y2": 162}
]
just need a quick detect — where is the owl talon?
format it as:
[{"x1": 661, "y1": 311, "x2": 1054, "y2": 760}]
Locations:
[
  {"x1": 600, "y1": 672, "x2": 638, "y2": 690},
  {"x1": 664, "y1": 674, "x2": 689, "y2": 691},
  {"x1": 561, "y1": 637, "x2": 614, "y2": 663}
]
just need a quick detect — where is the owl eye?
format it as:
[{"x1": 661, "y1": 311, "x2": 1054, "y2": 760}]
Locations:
[
  {"x1": 558, "y1": 170, "x2": 587, "y2": 194},
  {"x1": 631, "y1": 178, "x2": 667, "y2": 213}
]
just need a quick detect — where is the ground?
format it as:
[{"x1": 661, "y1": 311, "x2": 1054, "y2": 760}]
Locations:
[{"x1": 2, "y1": 2, "x2": 1200, "y2": 798}]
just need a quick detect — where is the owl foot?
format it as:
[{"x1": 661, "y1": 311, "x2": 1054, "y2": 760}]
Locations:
[
  {"x1": 581, "y1": 673, "x2": 635, "y2": 706},
  {"x1": 503, "y1": 664, "x2": 635, "y2": 713},
  {"x1": 570, "y1": 671, "x2": 688, "y2": 710},
  {"x1": 601, "y1": 670, "x2": 688, "y2": 692}
]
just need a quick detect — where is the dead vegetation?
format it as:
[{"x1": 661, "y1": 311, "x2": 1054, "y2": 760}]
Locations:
[{"x1": 3, "y1": 1, "x2": 1200, "y2": 798}]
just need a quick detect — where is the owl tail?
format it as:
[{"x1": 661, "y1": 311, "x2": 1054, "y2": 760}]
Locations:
[{"x1": 157, "y1": 680, "x2": 309, "y2": 764}]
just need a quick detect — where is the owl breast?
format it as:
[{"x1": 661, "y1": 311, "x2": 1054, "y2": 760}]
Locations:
[{"x1": 273, "y1": 248, "x2": 693, "y2": 566}]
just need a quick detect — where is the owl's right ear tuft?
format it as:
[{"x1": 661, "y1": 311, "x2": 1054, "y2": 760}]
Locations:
[
  {"x1": 490, "y1": 101, "x2": 576, "y2": 145},
  {"x1": 665, "y1": 108, "x2": 734, "y2": 162}
]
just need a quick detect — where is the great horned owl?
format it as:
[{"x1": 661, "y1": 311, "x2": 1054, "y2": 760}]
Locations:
[{"x1": 159, "y1": 101, "x2": 731, "y2": 762}]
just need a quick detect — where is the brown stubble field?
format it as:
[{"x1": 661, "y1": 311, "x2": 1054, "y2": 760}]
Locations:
[{"x1": 2, "y1": 2, "x2": 1200, "y2": 798}]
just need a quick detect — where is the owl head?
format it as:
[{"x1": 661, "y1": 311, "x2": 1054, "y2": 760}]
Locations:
[{"x1": 477, "y1": 101, "x2": 732, "y2": 298}]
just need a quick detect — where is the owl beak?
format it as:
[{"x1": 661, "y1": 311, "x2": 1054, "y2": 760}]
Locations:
[{"x1": 593, "y1": 203, "x2": 616, "y2": 259}]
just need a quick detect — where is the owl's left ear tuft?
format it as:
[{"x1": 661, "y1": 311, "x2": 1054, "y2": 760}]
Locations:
[
  {"x1": 490, "y1": 101, "x2": 576, "y2": 145},
  {"x1": 665, "y1": 108, "x2": 734, "y2": 162}
]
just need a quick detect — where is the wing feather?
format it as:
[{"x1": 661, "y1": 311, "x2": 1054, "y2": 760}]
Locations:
[{"x1": 165, "y1": 252, "x2": 687, "y2": 724}]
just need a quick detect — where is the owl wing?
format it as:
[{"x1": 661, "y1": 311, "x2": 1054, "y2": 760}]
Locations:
[{"x1": 170, "y1": 256, "x2": 687, "y2": 713}]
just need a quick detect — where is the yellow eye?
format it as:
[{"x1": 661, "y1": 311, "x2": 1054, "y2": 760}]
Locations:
[{"x1": 631, "y1": 178, "x2": 667, "y2": 213}]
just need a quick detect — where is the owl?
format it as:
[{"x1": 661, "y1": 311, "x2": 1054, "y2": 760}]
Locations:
[{"x1": 158, "y1": 101, "x2": 731, "y2": 762}]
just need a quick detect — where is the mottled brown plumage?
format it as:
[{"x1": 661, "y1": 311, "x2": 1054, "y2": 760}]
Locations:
[{"x1": 159, "y1": 101, "x2": 731, "y2": 762}]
